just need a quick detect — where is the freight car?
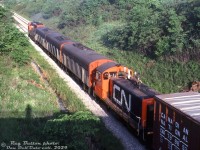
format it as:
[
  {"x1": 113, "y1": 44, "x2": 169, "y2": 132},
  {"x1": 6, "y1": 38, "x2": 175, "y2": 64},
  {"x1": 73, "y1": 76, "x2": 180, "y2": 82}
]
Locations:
[
  {"x1": 28, "y1": 22, "x2": 200, "y2": 149},
  {"x1": 153, "y1": 92, "x2": 200, "y2": 150}
]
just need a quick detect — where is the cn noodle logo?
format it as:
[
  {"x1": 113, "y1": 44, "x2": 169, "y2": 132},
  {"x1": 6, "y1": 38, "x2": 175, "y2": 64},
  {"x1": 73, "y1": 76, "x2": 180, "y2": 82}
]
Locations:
[{"x1": 113, "y1": 84, "x2": 131, "y2": 112}]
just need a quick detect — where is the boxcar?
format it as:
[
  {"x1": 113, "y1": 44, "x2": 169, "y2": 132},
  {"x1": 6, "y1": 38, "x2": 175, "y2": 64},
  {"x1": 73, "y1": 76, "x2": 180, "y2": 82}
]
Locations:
[{"x1": 153, "y1": 92, "x2": 200, "y2": 150}]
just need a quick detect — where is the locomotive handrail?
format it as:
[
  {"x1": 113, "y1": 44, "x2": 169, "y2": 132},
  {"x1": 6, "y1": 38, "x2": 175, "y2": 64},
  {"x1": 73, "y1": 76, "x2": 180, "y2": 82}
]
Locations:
[{"x1": 136, "y1": 116, "x2": 141, "y2": 136}]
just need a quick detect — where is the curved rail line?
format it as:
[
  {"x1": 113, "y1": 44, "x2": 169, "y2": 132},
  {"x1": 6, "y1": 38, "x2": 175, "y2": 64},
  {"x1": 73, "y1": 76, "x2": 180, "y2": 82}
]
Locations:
[
  {"x1": 13, "y1": 13, "x2": 28, "y2": 33},
  {"x1": 13, "y1": 12, "x2": 29, "y2": 24}
]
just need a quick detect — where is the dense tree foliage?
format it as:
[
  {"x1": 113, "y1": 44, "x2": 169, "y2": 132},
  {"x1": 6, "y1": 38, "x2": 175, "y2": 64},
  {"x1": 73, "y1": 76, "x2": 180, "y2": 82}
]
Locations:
[
  {"x1": 4, "y1": 0, "x2": 200, "y2": 62},
  {"x1": 2, "y1": 1, "x2": 200, "y2": 93},
  {"x1": 104, "y1": 0, "x2": 200, "y2": 61},
  {"x1": 0, "y1": 7, "x2": 30, "y2": 65},
  {"x1": 43, "y1": 111, "x2": 100, "y2": 150}
]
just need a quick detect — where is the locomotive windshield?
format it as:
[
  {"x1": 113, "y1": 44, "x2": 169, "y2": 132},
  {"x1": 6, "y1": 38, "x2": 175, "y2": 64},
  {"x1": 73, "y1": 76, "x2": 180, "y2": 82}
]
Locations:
[{"x1": 118, "y1": 71, "x2": 125, "y2": 78}]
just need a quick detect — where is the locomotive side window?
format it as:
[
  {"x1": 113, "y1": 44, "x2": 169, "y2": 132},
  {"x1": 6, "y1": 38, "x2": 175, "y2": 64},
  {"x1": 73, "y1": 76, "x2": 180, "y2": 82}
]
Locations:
[
  {"x1": 110, "y1": 72, "x2": 117, "y2": 77},
  {"x1": 118, "y1": 71, "x2": 125, "y2": 78},
  {"x1": 95, "y1": 72, "x2": 101, "y2": 81},
  {"x1": 103, "y1": 72, "x2": 109, "y2": 80}
]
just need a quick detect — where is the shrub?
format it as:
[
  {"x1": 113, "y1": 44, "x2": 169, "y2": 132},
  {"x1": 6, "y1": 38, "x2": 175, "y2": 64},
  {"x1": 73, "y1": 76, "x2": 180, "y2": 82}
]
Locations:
[
  {"x1": 43, "y1": 111, "x2": 100, "y2": 149},
  {"x1": 0, "y1": 7, "x2": 30, "y2": 65}
]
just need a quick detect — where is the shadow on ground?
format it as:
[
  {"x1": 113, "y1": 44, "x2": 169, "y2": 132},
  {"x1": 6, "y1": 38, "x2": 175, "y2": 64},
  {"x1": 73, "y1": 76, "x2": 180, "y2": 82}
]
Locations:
[{"x1": 0, "y1": 104, "x2": 110, "y2": 150}]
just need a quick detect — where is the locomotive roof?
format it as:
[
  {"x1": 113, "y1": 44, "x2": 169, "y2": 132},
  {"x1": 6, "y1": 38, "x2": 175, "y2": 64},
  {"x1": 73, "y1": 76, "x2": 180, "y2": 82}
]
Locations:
[
  {"x1": 31, "y1": 21, "x2": 43, "y2": 25},
  {"x1": 112, "y1": 78, "x2": 159, "y2": 99},
  {"x1": 36, "y1": 27, "x2": 56, "y2": 38},
  {"x1": 62, "y1": 43, "x2": 109, "y2": 70},
  {"x1": 96, "y1": 61, "x2": 118, "y2": 73},
  {"x1": 45, "y1": 32, "x2": 71, "y2": 49}
]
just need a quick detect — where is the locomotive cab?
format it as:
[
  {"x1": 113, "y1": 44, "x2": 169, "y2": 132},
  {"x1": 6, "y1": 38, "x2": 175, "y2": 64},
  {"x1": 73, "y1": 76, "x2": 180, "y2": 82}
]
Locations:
[
  {"x1": 28, "y1": 22, "x2": 44, "y2": 38},
  {"x1": 94, "y1": 62, "x2": 133, "y2": 100},
  {"x1": 28, "y1": 21, "x2": 44, "y2": 31}
]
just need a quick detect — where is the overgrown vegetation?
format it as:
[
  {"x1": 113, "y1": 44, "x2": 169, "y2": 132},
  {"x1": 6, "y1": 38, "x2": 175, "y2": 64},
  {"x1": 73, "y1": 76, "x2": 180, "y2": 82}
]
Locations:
[
  {"x1": 3, "y1": 0, "x2": 199, "y2": 93},
  {"x1": 0, "y1": 7, "x2": 30, "y2": 65},
  {"x1": 5, "y1": 0, "x2": 200, "y2": 61},
  {"x1": 103, "y1": 0, "x2": 200, "y2": 61},
  {"x1": 0, "y1": 6, "x2": 123, "y2": 150}
]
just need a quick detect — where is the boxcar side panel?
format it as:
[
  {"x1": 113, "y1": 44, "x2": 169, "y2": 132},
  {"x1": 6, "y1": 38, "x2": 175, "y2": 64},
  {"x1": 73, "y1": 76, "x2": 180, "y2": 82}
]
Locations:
[{"x1": 153, "y1": 99, "x2": 200, "y2": 150}]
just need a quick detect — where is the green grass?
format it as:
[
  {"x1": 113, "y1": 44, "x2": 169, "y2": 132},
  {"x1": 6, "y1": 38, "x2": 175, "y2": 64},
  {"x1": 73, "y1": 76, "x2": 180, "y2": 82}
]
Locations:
[
  {"x1": 0, "y1": 55, "x2": 59, "y2": 118},
  {"x1": 28, "y1": 45, "x2": 124, "y2": 149},
  {"x1": 0, "y1": 54, "x2": 59, "y2": 144},
  {"x1": 29, "y1": 49, "x2": 86, "y2": 112},
  {"x1": 0, "y1": 49, "x2": 124, "y2": 150},
  {"x1": 0, "y1": 6, "x2": 125, "y2": 149}
]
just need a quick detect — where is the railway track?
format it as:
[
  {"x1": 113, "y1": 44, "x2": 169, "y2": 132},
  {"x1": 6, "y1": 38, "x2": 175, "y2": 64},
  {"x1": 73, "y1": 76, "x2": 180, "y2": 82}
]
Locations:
[
  {"x1": 13, "y1": 12, "x2": 147, "y2": 150},
  {"x1": 13, "y1": 13, "x2": 29, "y2": 33}
]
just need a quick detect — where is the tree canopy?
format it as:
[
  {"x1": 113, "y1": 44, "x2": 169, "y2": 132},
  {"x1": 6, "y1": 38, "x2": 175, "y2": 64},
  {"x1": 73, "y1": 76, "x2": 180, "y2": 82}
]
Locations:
[
  {"x1": 0, "y1": 7, "x2": 30, "y2": 65},
  {"x1": 3, "y1": 0, "x2": 200, "y2": 62}
]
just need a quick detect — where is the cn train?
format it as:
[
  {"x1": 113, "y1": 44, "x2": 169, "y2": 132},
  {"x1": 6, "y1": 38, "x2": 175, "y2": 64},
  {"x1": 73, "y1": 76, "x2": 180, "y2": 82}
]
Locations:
[
  {"x1": 28, "y1": 21, "x2": 158, "y2": 139},
  {"x1": 28, "y1": 22, "x2": 200, "y2": 150}
]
